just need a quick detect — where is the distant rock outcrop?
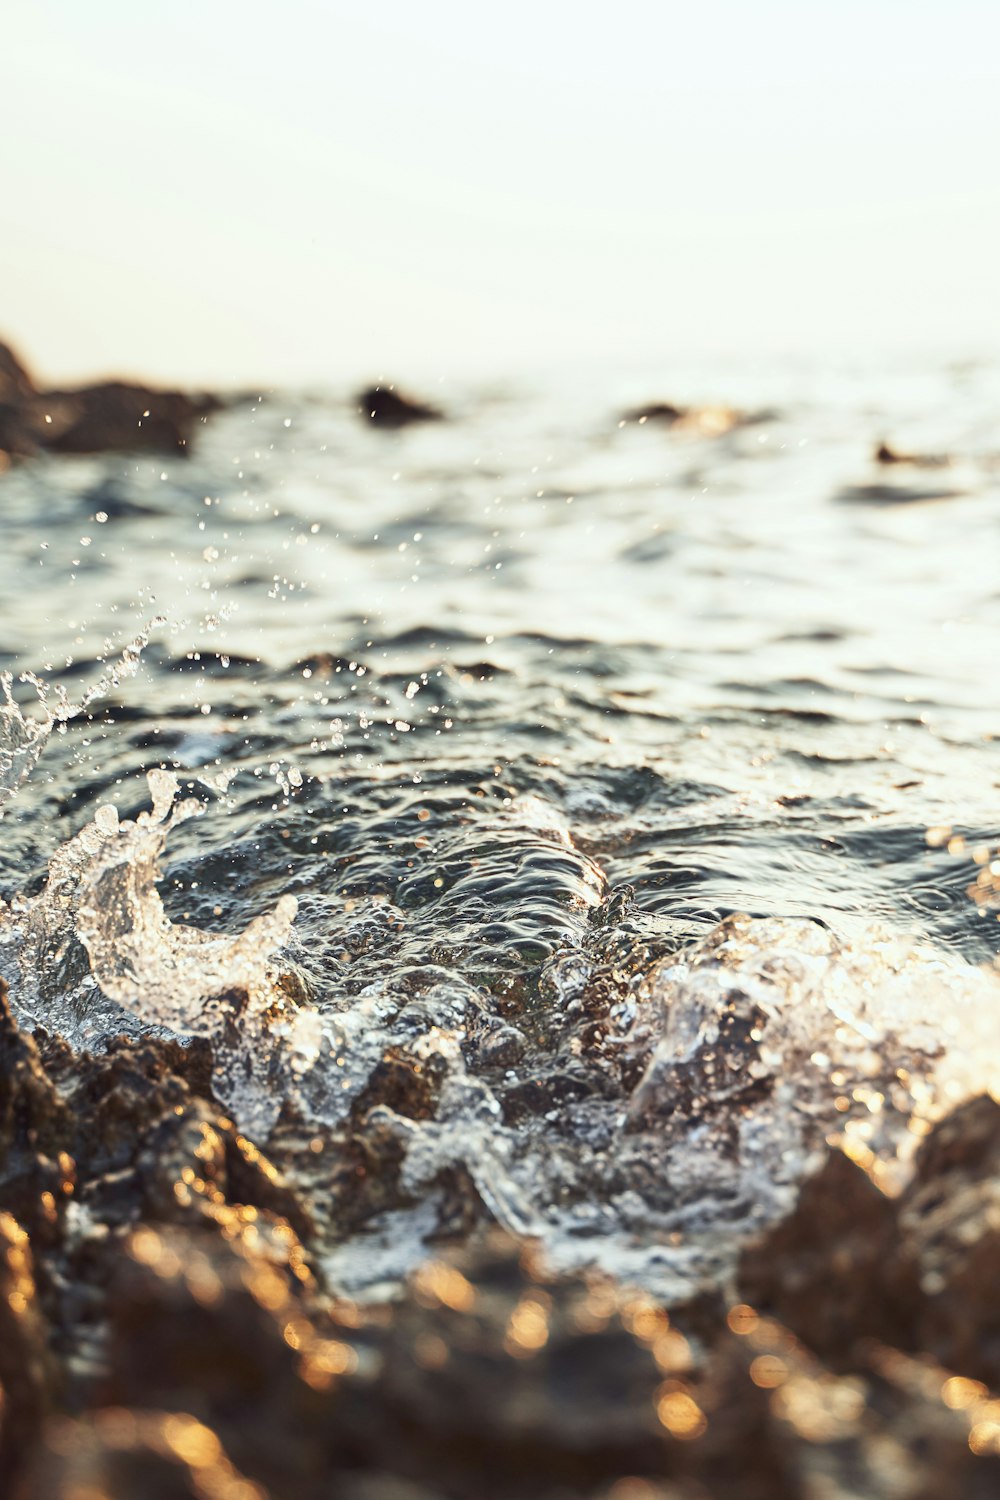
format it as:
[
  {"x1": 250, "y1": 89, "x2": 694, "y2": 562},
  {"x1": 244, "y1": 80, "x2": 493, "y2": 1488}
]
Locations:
[
  {"x1": 875, "y1": 441, "x2": 951, "y2": 468},
  {"x1": 622, "y1": 400, "x2": 685, "y2": 425},
  {"x1": 355, "y1": 384, "x2": 444, "y2": 428},
  {"x1": 39, "y1": 381, "x2": 220, "y2": 457},
  {"x1": 0, "y1": 342, "x2": 35, "y2": 405},
  {"x1": 621, "y1": 400, "x2": 773, "y2": 437},
  {"x1": 0, "y1": 339, "x2": 220, "y2": 463}
]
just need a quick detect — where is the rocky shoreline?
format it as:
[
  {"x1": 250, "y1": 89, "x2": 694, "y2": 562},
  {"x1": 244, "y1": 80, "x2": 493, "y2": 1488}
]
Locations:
[{"x1": 3, "y1": 972, "x2": 1000, "y2": 1498}]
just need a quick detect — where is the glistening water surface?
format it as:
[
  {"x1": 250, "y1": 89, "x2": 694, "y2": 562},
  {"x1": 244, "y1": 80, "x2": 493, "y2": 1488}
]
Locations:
[{"x1": 2, "y1": 357, "x2": 999, "y2": 1300}]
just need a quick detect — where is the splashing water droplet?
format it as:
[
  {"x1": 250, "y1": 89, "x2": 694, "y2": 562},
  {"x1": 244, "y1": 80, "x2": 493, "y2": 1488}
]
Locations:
[{"x1": 0, "y1": 618, "x2": 165, "y2": 821}]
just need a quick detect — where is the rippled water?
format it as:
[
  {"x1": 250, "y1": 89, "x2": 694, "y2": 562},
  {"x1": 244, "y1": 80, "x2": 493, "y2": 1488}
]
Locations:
[{"x1": 2, "y1": 356, "x2": 999, "y2": 1299}]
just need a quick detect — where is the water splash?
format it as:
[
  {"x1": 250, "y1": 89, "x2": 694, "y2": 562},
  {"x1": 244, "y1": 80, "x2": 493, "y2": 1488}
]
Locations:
[
  {"x1": 0, "y1": 619, "x2": 164, "y2": 819},
  {"x1": 1, "y1": 765, "x2": 304, "y2": 1133},
  {"x1": 75, "y1": 768, "x2": 298, "y2": 1031},
  {"x1": 320, "y1": 912, "x2": 1000, "y2": 1300}
]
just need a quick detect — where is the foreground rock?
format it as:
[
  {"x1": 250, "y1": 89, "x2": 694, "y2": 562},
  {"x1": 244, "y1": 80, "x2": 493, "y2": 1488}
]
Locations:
[
  {"x1": 740, "y1": 1093, "x2": 1000, "y2": 1390},
  {"x1": 4, "y1": 974, "x2": 1000, "y2": 1497},
  {"x1": 356, "y1": 384, "x2": 444, "y2": 427},
  {"x1": 0, "y1": 338, "x2": 220, "y2": 462}
]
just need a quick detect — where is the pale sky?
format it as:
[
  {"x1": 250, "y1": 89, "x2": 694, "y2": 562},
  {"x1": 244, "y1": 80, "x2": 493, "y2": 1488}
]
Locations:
[{"x1": 4, "y1": 1, "x2": 999, "y2": 386}]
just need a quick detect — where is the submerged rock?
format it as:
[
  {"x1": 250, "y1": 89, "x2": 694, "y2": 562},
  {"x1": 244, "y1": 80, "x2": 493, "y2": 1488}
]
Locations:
[{"x1": 356, "y1": 384, "x2": 444, "y2": 427}]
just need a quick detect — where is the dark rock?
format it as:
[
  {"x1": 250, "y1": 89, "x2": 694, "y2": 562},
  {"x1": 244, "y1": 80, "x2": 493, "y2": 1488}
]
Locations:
[
  {"x1": 696, "y1": 1316, "x2": 1000, "y2": 1500},
  {"x1": 39, "y1": 381, "x2": 219, "y2": 456},
  {"x1": 105, "y1": 1223, "x2": 325, "y2": 1496},
  {"x1": 0, "y1": 1213, "x2": 52, "y2": 1493},
  {"x1": 875, "y1": 441, "x2": 951, "y2": 468},
  {"x1": 0, "y1": 343, "x2": 46, "y2": 460},
  {"x1": 10, "y1": 963, "x2": 1000, "y2": 1498},
  {"x1": 500, "y1": 1065, "x2": 610, "y2": 1124},
  {"x1": 624, "y1": 401, "x2": 685, "y2": 425},
  {"x1": 621, "y1": 403, "x2": 772, "y2": 437},
  {"x1": 0, "y1": 400, "x2": 54, "y2": 461},
  {"x1": 476, "y1": 1021, "x2": 527, "y2": 1071},
  {"x1": 332, "y1": 1232, "x2": 683, "y2": 1494},
  {"x1": 738, "y1": 1147, "x2": 918, "y2": 1368},
  {"x1": 896, "y1": 1094, "x2": 1000, "y2": 1386},
  {"x1": 356, "y1": 385, "x2": 444, "y2": 427},
  {"x1": 627, "y1": 985, "x2": 773, "y2": 1132},
  {"x1": 0, "y1": 340, "x2": 36, "y2": 403},
  {"x1": 352, "y1": 1043, "x2": 448, "y2": 1123},
  {"x1": 26, "y1": 1410, "x2": 265, "y2": 1500},
  {"x1": 860, "y1": 1343, "x2": 1000, "y2": 1500},
  {"x1": 835, "y1": 482, "x2": 965, "y2": 506},
  {"x1": 739, "y1": 1096, "x2": 1000, "y2": 1393},
  {"x1": 0, "y1": 335, "x2": 220, "y2": 460},
  {"x1": 0, "y1": 980, "x2": 75, "y2": 1247}
]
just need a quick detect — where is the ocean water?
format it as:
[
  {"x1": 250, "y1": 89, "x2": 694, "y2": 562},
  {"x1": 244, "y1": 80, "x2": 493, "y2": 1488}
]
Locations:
[{"x1": 2, "y1": 355, "x2": 999, "y2": 1301}]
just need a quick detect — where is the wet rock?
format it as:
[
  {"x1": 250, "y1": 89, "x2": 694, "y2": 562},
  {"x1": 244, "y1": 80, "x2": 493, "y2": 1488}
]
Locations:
[
  {"x1": 353, "y1": 1042, "x2": 448, "y2": 1123},
  {"x1": 0, "y1": 1213, "x2": 52, "y2": 1492},
  {"x1": 337, "y1": 1482, "x2": 447, "y2": 1500},
  {"x1": 738, "y1": 1095, "x2": 1000, "y2": 1393},
  {"x1": 738, "y1": 1147, "x2": 918, "y2": 1368},
  {"x1": 356, "y1": 384, "x2": 444, "y2": 427},
  {"x1": 26, "y1": 1410, "x2": 266, "y2": 1500},
  {"x1": 0, "y1": 343, "x2": 45, "y2": 461},
  {"x1": 500, "y1": 1064, "x2": 611, "y2": 1124},
  {"x1": 0, "y1": 986, "x2": 314, "y2": 1395},
  {"x1": 9, "y1": 959, "x2": 1000, "y2": 1496},
  {"x1": 896, "y1": 1094, "x2": 1000, "y2": 1386},
  {"x1": 696, "y1": 1314, "x2": 1000, "y2": 1500},
  {"x1": 475, "y1": 1020, "x2": 527, "y2": 1071},
  {"x1": 0, "y1": 979, "x2": 75, "y2": 1247},
  {"x1": 626, "y1": 982, "x2": 772, "y2": 1131},
  {"x1": 333, "y1": 1232, "x2": 684, "y2": 1494},
  {"x1": 623, "y1": 401, "x2": 685, "y2": 425},
  {"x1": 106, "y1": 1223, "x2": 324, "y2": 1496},
  {"x1": 858, "y1": 1343, "x2": 1000, "y2": 1500}
]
